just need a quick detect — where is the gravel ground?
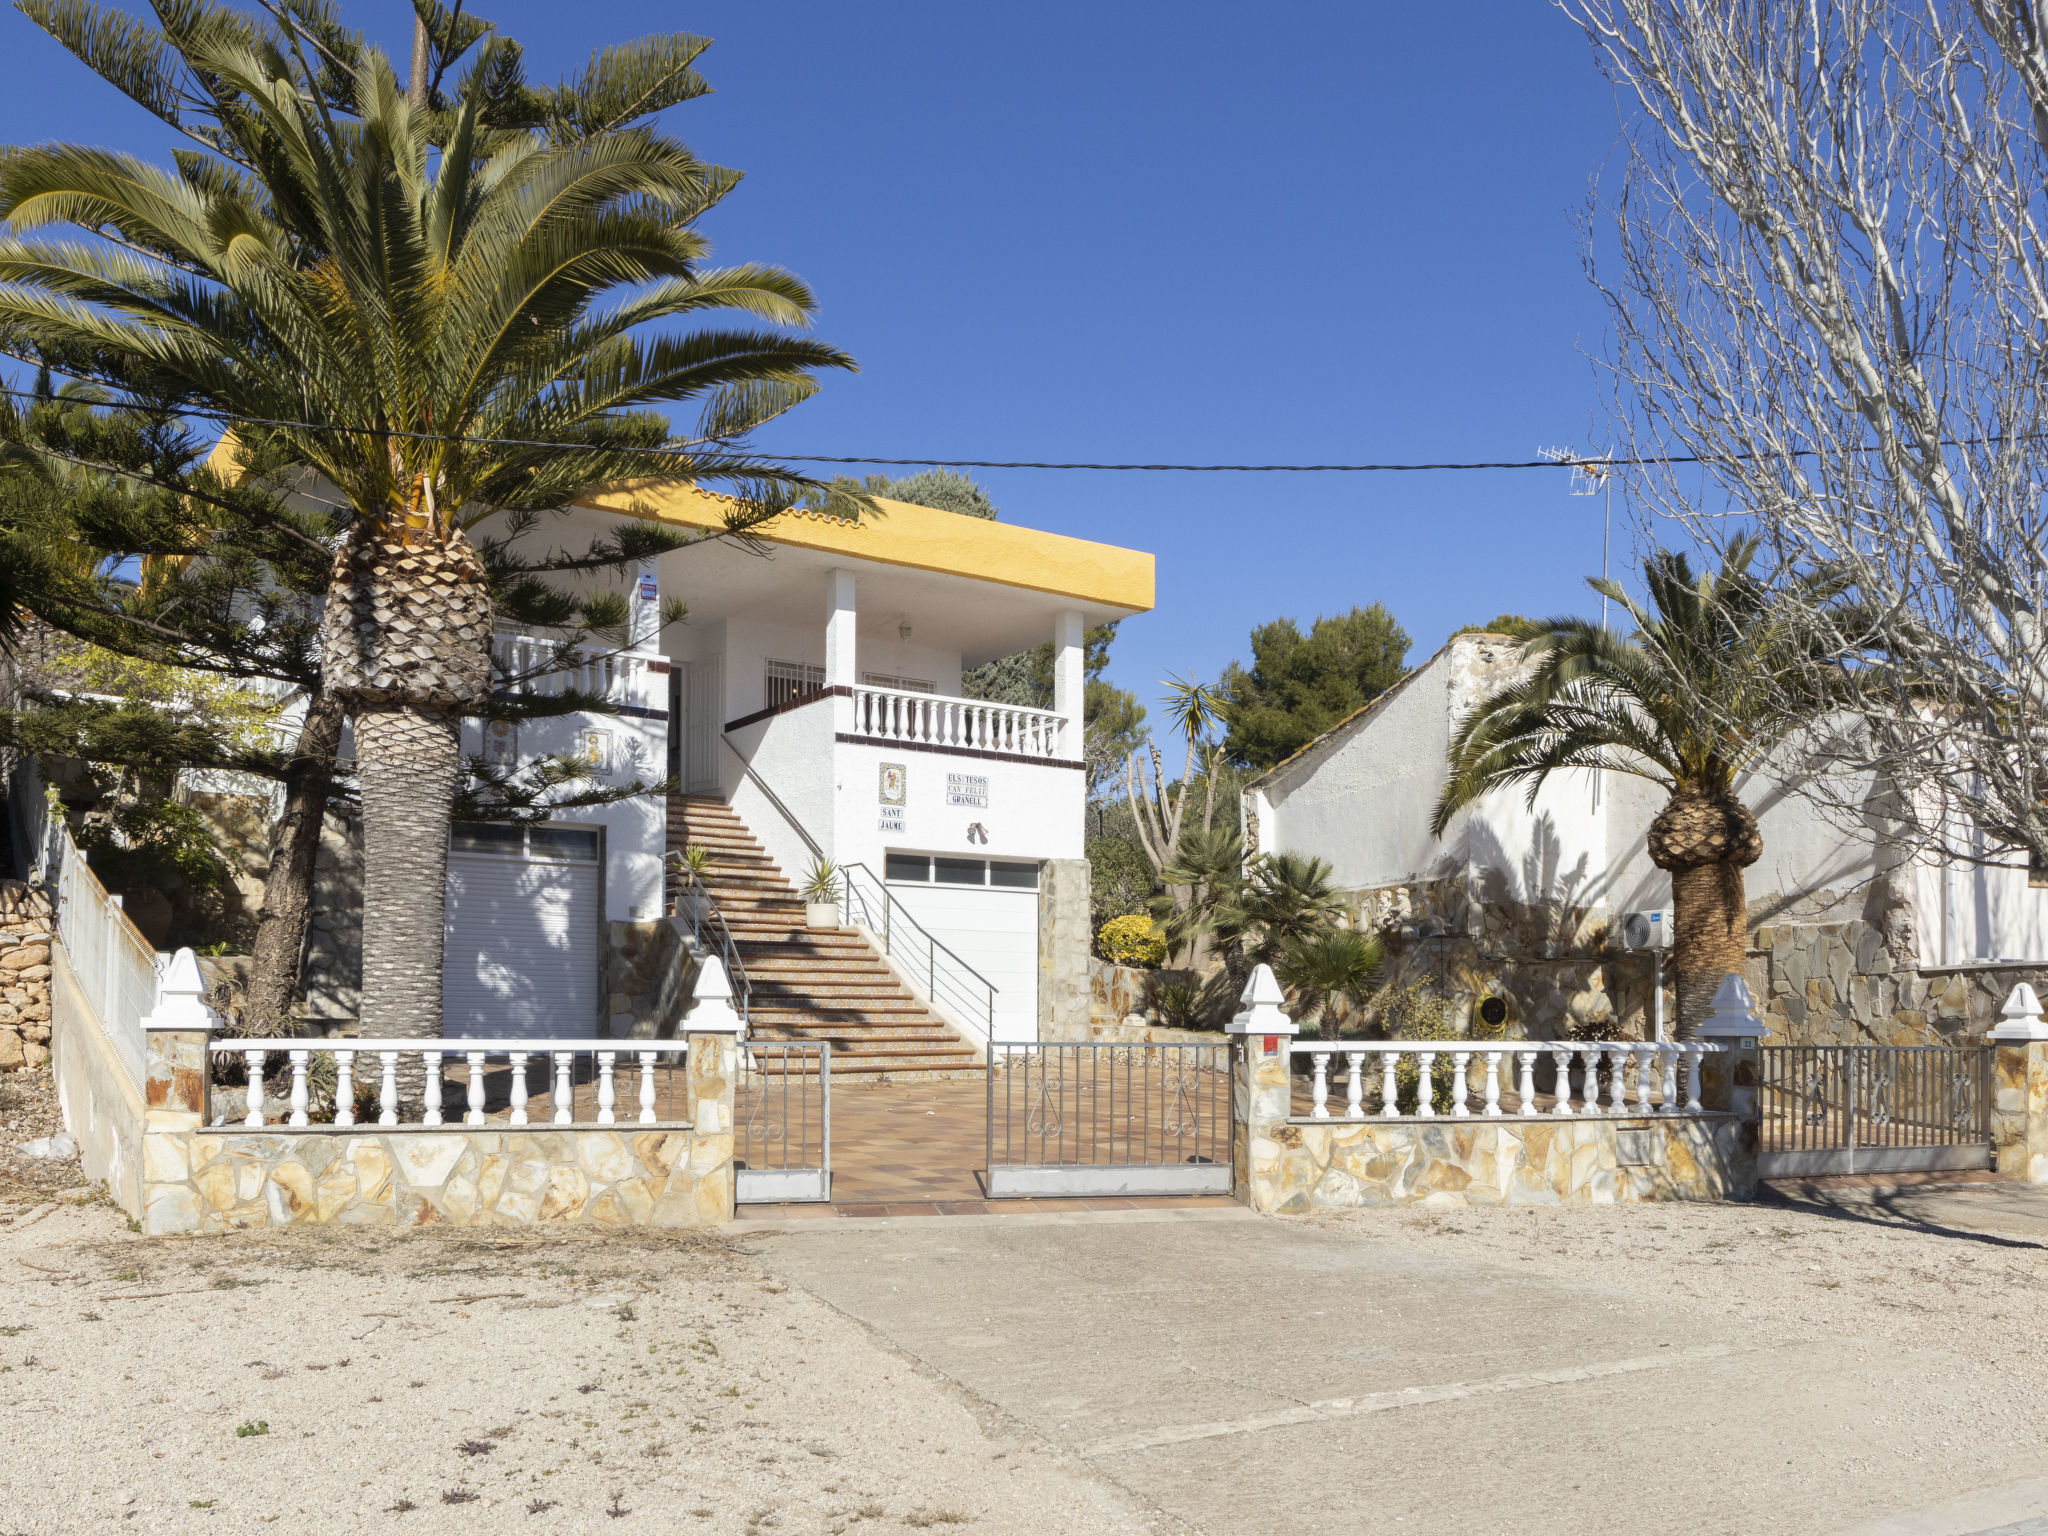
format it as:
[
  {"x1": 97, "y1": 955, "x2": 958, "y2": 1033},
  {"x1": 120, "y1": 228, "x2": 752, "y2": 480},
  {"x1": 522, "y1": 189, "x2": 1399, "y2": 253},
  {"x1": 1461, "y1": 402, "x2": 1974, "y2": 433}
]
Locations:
[{"x1": 0, "y1": 1157, "x2": 1156, "y2": 1534}]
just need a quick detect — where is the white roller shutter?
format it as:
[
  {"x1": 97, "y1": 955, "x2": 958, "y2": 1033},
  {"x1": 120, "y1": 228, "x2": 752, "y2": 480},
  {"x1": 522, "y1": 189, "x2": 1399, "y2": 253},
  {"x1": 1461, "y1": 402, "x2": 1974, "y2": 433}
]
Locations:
[
  {"x1": 886, "y1": 857, "x2": 1040, "y2": 1044},
  {"x1": 444, "y1": 826, "x2": 602, "y2": 1038}
]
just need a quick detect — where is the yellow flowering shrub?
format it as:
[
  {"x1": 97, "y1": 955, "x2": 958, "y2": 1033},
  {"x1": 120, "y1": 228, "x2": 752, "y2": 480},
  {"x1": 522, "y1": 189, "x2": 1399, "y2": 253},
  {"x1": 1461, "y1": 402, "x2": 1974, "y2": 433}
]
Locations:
[{"x1": 1097, "y1": 914, "x2": 1166, "y2": 967}]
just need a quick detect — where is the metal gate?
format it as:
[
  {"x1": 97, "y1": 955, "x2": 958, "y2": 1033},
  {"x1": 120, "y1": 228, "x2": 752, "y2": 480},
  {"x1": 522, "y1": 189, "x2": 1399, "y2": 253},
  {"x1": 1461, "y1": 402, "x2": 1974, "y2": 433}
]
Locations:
[
  {"x1": 736, "y1": 1042, "x2": 831, "y2": 1203},
  {"x1": 1758, "y1": 1044, "x2": 1992, "y2": 1177},
  {"x1": 986, "y1": 1041, "x2": 1233, "y2": 1198}
]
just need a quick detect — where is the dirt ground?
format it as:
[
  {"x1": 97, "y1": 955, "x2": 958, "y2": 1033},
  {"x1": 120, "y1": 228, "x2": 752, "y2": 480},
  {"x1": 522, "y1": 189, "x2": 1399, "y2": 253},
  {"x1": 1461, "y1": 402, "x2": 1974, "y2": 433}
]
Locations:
[
  {"x1": 0, "y1": 1076, "x2": 1159, "y2": 1536},
  {"x1": 11, "y1": 1050, "x2": 2048, "y2": 1536}
]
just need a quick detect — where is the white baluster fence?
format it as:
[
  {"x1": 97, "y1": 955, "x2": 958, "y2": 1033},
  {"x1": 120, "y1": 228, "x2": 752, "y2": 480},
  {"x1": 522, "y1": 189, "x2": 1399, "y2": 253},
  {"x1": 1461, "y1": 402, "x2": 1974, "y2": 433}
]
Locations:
[
  {"x1": 848, "y1": 683, "x2": 1069, "y2": 760},
  {"x1": 1288, "y1": 1039, "x2": 1719, "y2": 1122},
  {"x1": 208, "y1": 1039, "x2": 693, "y2": 1129},
  {"x1": 489, "y1": 633, "x2": 661, "y2": 713}
]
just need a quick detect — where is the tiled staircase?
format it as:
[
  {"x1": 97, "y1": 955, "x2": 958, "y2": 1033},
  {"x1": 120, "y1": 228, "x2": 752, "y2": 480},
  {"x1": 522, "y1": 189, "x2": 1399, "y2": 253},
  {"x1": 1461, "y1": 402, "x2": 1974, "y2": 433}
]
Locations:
[{"x1": 666, "y1": 794, "x2": 983, "y2": 1079}]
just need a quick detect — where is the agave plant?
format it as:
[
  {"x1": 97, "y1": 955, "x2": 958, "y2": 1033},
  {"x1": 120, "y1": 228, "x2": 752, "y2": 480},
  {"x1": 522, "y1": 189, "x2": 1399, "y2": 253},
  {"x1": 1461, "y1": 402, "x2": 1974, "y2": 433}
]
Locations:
[{"x1": 0, "y1": 4, "x2": 852, "y2": 1045}]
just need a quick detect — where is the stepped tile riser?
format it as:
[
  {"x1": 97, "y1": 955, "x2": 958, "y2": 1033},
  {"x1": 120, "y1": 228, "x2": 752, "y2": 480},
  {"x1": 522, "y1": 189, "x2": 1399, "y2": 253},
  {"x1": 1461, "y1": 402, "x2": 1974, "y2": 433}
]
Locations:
[{"x1": 672, "y1": 794, "x2": 979, "y2": 1079}]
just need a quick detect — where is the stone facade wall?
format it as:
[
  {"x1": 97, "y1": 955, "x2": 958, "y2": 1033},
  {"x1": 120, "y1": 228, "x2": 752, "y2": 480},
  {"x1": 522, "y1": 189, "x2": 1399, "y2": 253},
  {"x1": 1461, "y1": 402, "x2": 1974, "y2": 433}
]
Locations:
[
  {"x1": 1086, "y1": 959, "x2": 1204, "y2": 1035},
  {"x1": 1344, "y1": 878, "x2": 1659, "y2": 1041},
  {"x1": 0, "y1": 881, "x2": 52, "y2": 1070},
  {"x1": 1036, "y1": 857, "x2": 1093, "y2": 1041},
  {"x1": 1340, "y1": 873, "x2": 2026, "y2": 1049},
  {"x1": 136, "y1": 1027, "x2": 737, "y2": 1234},
  {"x1": 605, "y1": 918, "x2": 694, "y2": 1038}
]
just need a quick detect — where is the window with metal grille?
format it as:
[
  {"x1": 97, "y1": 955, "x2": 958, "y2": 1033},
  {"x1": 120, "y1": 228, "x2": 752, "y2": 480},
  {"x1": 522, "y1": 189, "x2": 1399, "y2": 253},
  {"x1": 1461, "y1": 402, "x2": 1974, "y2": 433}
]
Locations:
[
  {"x1": 763, "y1": 659, "x2": 825, "y2": 709},
  {"x1": 861, "y1": 671, "x2": 936, "y2": 694}
]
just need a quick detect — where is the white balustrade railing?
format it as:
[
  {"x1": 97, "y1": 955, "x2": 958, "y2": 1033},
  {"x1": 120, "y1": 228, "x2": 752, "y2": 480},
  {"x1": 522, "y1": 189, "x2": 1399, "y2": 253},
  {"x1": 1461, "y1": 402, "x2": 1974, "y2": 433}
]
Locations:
[
  {"x1": 491, "y1": 634, "x2": 661, "y2": 713},
  {"x1": 849, "y1": 684, "x2": 1069, "y2": 760},
  {"x1": 1287, "y1": 1040, "x2": 1720, "y2": 1122},
  {"x1": 207, "y1": 1039, "x2": 692, "y2": 1130}
]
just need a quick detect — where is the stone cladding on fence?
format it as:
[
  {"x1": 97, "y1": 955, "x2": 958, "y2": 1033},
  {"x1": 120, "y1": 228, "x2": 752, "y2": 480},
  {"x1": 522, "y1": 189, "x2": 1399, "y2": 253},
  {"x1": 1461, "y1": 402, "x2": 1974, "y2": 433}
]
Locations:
[
  {"x1": 135, "y1": 1026, "x2": 738, "y2": 1235},
  {"x1": 0, "y1": 881, "x2": 52, "y2": 1070},
  {"x1": 1229, "y1": 966, "x2": 1761, "y2": 1211}
]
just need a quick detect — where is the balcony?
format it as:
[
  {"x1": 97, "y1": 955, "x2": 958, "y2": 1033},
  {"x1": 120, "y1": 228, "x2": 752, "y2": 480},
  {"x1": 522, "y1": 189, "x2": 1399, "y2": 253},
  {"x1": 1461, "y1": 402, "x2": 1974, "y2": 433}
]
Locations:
[{"x1": 845, "y1": 684, "x2": 1070, "y2": 762}]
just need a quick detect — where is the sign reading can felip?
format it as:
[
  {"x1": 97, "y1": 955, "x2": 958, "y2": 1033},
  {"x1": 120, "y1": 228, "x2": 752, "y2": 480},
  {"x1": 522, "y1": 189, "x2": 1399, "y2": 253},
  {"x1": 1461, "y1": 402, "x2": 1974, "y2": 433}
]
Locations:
[{"x1": 946, "y1": 772, "x2": 989, "y2": 808}]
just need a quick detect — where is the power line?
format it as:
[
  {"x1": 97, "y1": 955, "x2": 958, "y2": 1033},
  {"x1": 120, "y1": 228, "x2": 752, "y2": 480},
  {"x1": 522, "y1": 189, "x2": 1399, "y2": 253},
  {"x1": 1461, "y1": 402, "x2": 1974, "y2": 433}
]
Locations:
[{"x1": 0, "y1": 382, "x2": 1743, "y2": 474}]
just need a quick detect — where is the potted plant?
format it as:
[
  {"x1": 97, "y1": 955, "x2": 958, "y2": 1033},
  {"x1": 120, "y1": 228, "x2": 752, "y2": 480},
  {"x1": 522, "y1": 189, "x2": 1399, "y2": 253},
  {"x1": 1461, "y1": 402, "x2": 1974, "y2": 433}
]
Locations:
[{"x1": 801, "y1": 856, "x2": 842, "y2": 929}]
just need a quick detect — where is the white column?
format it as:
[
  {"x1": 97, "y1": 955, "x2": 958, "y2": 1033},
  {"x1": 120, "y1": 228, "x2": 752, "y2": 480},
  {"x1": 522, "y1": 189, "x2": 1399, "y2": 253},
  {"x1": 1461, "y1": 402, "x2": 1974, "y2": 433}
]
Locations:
[
  {"x1": 629, "y1": 557, "x2": 661, "y2": 653},
  {"x1": 1052, "y1": 608, "x2": 1085, "y2": 757},
  {"x1": 825, "y1": 569, "x2": 858, "y2": 687}
]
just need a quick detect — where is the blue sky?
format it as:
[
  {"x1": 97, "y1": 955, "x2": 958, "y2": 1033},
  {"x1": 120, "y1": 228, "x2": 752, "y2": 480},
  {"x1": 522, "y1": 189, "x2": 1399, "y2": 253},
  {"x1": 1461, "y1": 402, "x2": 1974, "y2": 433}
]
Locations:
[{"x1": 0, "y1": 2, "x2": 1629, "y2": 715}]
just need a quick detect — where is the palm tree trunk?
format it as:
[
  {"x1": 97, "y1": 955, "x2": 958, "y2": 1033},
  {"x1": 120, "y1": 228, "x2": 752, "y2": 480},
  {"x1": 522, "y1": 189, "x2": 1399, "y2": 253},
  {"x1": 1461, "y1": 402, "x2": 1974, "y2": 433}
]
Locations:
[
  {"x1": 242, "y1": 690, "x2": 343, "y2": 1031},
  {"x1": 1648, "y1": 788, "x2": 1762, "y2": 1037},
  {"x1": 354, "y1": 703, "x2": 463, "y2": 1040},
  {"x1": 320, "y1": 524, "x2": 494, "y2": 1053},
  {"x1": 1668, "y1": 858, "x2": 1749, "y2": 1036}
]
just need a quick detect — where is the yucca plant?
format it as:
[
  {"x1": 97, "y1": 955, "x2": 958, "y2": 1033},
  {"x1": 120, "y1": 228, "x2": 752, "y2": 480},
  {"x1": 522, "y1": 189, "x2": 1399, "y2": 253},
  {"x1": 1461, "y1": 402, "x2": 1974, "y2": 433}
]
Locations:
[
  {"x1": 0, "y1": 2, "x2": 852, "y2": 1045},
  {"x1": 1432, "y1": 538, "x2": 1845, "y2": 1032}
]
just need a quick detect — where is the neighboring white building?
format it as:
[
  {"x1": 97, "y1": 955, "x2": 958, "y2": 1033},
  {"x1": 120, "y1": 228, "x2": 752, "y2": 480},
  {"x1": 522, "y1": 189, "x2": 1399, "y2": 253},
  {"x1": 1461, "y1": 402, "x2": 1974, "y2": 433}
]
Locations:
[{"x1": 1242, "y1": 632, "x2": 2048, "y2": 1045}]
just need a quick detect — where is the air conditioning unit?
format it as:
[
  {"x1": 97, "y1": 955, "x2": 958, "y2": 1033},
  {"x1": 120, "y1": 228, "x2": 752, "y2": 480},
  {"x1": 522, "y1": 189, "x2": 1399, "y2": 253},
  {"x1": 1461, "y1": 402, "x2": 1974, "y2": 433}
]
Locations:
[{"x1": 1620, "y1": 910, "x2": 1671, "y2": 951}]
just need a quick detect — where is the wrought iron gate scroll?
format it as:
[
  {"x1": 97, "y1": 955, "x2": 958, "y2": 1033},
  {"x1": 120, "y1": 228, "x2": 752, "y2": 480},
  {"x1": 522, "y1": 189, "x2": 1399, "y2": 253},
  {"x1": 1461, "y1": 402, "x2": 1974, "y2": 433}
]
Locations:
[
  {"x1": 1757, "y1": 1044, "x2": 1991, "y2": 1178},
  {"x1": 986, "y1": 1041, "x2": 1232, "y2": 1198},
  {"x1": 736, "y1": 1042, "x2": 831, "y2": 1203}
]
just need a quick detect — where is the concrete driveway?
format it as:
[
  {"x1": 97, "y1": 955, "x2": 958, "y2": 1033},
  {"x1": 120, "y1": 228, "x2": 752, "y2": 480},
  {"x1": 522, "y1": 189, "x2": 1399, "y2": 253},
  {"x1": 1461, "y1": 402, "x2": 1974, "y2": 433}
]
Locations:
[{"x1": 735, "y1": 1191, "x2": 2048, "y2": 1536}]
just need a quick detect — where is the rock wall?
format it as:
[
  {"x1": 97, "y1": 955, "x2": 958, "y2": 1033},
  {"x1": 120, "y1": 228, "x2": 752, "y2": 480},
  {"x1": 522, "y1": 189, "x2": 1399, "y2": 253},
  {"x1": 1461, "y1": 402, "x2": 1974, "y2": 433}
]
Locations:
[
  {"x1": 1341, "y1": 874, "x2": 2020, "y2": 1048},
  {"x1": 1086, "y1": 959, "x2": 1204, "y2": 1034},
  {"x1": 605, "y1": 918, "x2": 694, "y2": 1038},
  {"x1": 0, "y1": 881, "x2": 53, "y2": 1070}
]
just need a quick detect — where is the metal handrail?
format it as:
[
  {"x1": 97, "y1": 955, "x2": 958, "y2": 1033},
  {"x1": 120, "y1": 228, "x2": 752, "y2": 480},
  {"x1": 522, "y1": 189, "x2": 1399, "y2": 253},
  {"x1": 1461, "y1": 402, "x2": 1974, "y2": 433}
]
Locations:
[
  {"x1": 664, "y1": 852, "x2": 751, "y2": 1028},
  {"x1": 719, "y1": 734, "x2": 828, "y2": 862},
  {"x1": 838, "y1": 861, "x2": 998, "y2": 1043}
]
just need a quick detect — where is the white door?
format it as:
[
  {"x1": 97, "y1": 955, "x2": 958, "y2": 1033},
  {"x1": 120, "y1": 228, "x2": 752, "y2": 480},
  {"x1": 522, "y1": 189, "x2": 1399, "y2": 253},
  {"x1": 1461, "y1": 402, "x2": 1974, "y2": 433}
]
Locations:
[
  {"x1": 686, "y1": 654, "x2": 721, "y2": 792},
  {"x1": 885, "y1": 856, "x2": 1040, "y2": 1043},
  {"x1": 444, "y1": 824, "x2": 602, "y2": 1038}
]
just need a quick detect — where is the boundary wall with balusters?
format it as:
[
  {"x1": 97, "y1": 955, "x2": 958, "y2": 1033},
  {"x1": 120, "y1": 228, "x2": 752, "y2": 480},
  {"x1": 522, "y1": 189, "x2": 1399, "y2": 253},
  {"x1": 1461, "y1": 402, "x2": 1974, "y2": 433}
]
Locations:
[
  {"x1": 1228, "y1": 966, "x2": 1764, "y2": 1211},
  {"x1": 115, "y1": 950, "x2": 745, "y2": 1235}
]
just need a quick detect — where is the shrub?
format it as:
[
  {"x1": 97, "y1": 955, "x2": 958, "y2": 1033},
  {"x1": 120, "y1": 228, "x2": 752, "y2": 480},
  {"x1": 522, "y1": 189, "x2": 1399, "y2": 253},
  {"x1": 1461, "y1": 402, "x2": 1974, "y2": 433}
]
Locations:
[
  {"x1": 1086, "y1": 835, "x2": 1153, "y2": 932},
  {"x1": 1097, "y1": 914, "x2": 1166, "y2": 967}
]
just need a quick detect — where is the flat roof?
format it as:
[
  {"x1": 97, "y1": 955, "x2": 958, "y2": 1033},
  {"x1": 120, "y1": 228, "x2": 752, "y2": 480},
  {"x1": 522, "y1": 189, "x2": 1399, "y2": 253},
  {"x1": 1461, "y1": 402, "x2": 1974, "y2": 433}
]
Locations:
[{"x1": 576, "y1": 480, "x2": 1154, "y2": 617}]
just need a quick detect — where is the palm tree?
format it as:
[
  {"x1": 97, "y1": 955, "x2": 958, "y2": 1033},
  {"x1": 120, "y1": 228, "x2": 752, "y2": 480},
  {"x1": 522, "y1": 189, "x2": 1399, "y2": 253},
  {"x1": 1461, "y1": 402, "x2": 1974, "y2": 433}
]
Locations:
[
  {"x1": 0, "y1": 6, "x2": 852, "y2": 1042},
  {"x1": 1245, "y1": 852, "x2": 1345, "y2": 964},
  {"x1": 1275, "y1": 928, "x2": 1384, "y2": 1041},
  {"x1": 1431, "y1": 538, "x2": 1839, "y2": 1033},
  {"x1": 1150, "y1": 825, "x2": 1249, "y2": 992}
]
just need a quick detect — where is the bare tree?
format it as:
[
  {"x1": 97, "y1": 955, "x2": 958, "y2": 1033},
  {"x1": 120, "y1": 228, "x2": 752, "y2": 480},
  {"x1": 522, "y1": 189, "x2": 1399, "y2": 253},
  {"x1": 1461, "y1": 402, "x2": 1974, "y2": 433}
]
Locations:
[{"x1": 1568, "y1": 0, "x2": 2048, "y2": 875}]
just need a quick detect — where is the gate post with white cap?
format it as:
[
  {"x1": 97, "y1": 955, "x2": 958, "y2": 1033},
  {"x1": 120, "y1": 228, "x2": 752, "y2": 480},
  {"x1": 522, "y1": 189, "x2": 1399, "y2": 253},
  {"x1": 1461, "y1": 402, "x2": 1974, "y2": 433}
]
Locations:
[
  {"x1": 1693, "y1": 973, "x2": 1763, "y2": 1198},
  {"x1": 1227, "y1": 964, "x2": 1297, "y2": 1213},
  {"x1": 1990, "y1": 983, "x2": 2048, "y2": 1185}
]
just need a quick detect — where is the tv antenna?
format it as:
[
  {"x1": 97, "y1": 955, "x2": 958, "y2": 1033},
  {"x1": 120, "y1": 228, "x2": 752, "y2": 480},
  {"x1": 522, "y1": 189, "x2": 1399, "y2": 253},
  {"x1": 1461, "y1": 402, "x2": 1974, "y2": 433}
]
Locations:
[{"x1": 1539, "y1": 447, "x2": 1615, "y2": 631}]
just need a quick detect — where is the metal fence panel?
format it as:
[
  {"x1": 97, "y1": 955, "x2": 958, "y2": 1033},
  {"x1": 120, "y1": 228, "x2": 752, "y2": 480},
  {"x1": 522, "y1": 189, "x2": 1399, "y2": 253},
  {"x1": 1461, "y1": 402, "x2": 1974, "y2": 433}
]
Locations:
[
  {"x1": 1758, "y1": 1044, "x2": 1992, "y2": 1177},
  {"x1": 736, "y1": 1042, "x2": 830, "y2": 1203},
  {"x1": 986, "y1": 1041, "x2": 1232, "y2": 1198}
]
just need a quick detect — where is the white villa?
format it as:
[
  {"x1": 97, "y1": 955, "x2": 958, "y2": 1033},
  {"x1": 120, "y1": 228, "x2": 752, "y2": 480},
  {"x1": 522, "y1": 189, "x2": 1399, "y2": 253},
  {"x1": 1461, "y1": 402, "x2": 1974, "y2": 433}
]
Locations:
[
  {"x1": 1243, "y1": 631, "x2": 2048, "y2": 1046},
  {"x1": 420, "y1": 484, "x2": 1152, "y2": 1066}
]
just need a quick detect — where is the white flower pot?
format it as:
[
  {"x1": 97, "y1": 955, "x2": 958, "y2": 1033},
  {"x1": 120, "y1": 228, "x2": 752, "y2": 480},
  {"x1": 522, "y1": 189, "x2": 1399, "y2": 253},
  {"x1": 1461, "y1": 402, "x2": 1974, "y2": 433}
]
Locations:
[{"x1": 805, "y1": 901, "x2": 839, "y2": 929}]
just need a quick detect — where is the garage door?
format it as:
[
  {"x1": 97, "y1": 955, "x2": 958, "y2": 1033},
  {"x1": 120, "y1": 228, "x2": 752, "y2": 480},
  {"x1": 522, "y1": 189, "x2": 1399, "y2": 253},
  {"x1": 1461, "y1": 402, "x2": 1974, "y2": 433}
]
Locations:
[
  {"x1": 885, "y1": 855, "x2": 1039, "y2": 1044},
  {"x1": 444, "y1": 823, "x2": 602, "y2": 1038}
]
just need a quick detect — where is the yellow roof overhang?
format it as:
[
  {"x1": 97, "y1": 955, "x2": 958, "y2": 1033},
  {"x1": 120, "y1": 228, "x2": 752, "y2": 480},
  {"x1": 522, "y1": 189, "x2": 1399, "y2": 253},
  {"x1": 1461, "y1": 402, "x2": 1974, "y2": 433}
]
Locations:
[{"x1": 575, "y1": 479, "x2": 1154, "y2": 616}]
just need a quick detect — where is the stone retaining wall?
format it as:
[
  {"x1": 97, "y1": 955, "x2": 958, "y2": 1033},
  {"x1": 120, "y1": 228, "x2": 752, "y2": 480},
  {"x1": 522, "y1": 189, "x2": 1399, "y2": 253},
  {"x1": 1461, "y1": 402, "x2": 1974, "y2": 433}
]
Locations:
[{"x1": 0, "y1": 881, "x2": 53, "y2": 1070}]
